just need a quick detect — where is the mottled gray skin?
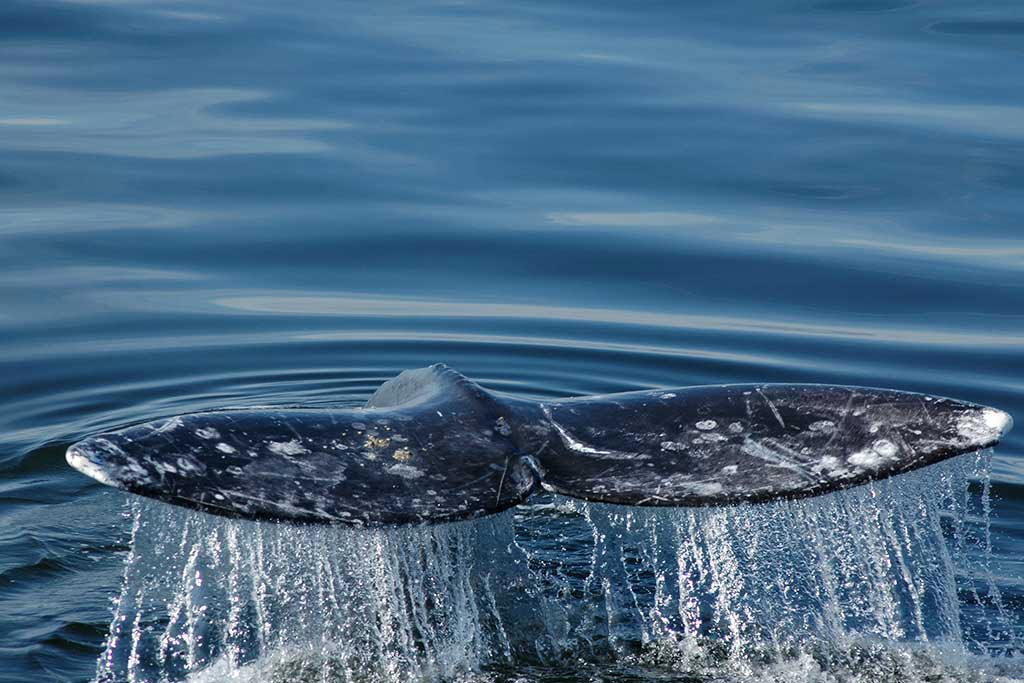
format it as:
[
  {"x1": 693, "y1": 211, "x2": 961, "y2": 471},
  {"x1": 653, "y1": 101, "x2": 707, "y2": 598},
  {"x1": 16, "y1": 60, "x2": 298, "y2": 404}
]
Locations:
[
  {"x1": 67, "y1": 364, "x2": 1013, "y2": 526},
  {"x1": 531, "y1": 384, "x2": 1012, "y2": 506},
  {"x1": 67, "y1": 366, "x2": 537, "y2": 525}
]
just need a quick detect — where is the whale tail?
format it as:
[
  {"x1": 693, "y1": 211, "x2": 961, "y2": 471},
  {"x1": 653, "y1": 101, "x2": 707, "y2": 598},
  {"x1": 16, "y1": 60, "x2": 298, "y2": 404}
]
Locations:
[{"x1": 67, "y1": 365, "x2": 1012, "y2": 525}]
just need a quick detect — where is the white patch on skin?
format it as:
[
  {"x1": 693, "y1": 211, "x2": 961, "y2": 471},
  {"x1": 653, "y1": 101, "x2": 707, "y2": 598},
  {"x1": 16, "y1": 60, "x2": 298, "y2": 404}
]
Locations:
[
  {"x1": 681, "y1": 481, "x2": 724, "y2": 496},
  {"x1": 388, "y1": 464, "x2": 424, "y2": 479},
  {"x1": 660, "y1": 393, "x2": 677, "y2": 399},
  {"x1": 125, "y1": 460, "x2": 150, "y2": 481},
  {"x1": 154, "y1": 461, "x2": 178, "y2": 475},
  {"x1": 848, "y1": 439, "x2": 897, "y2": 468},
  {"x1": 195, "y1": 427, "x2": 220, "y2": 440},
  {"x1": 873, "y1": 439, "x2": 898, "y2": 458},
  {"x1": 268, "y1": 440, "x2": 309, "y2": 456},
  {"x1": 808, "y1": 420, "x2": 835, "y2": 433},
  {"x1": 176, "y1": 456, "x2": 202, "y2": 474},
  {"x1": 695, "y1": 420, "x2": 717, "y2": 431},
  {"x1": 957, "y1": 408, "x2": 1013, "y2": 444},
  {"x1": 216, "y1": 443, "x2": 237, "y2": 454},
  {"x1": 721, "y1": 465, "x2": 739, "y2": 475},
  {"x1": 155, "y1": 417, "x2": 184, "y2": 433},
  {"x1": 66, "y1": 447, "x2": 117, "y2": 486},
  {"x1": 986, "y1": 408, "x2": 1013, "y2": 432},
  {"x1": 661, "y1": 441, "x2": 685, "y2": 452},
  {"x1": 93, "y1": 438, "x2": 126, "y2": 455},
  {"x1": 812, "y1": 455, "x2": 847, "y2": 478},
  {"x1": 728, "y1": 422, "x2": 744, "y2": 434},
  {"x1": 847, "y1": 450, "x2": 882, "y2": 468}
]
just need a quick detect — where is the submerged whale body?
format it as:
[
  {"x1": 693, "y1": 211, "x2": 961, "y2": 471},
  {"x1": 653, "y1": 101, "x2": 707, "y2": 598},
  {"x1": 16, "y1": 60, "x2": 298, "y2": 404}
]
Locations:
[{"x1": 66, "y1": 364, "x2": 1013, "y2": 526}]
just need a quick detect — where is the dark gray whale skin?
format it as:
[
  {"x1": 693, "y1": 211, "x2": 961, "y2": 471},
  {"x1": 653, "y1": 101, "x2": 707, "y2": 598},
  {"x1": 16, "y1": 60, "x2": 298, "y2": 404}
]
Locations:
[{"x1": 66, "y1": 364, "x2": 1013, "y2": 526}]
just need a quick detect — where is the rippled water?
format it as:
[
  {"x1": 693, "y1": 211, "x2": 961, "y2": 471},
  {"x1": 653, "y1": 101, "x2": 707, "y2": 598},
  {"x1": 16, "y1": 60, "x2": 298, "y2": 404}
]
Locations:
[{"x1": 1, "y1": 1, "x2": 1023, "y2": 681}]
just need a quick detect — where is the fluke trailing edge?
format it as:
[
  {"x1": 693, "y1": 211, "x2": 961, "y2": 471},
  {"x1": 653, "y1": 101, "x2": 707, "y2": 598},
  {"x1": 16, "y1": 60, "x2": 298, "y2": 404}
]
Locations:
[{"x1": 66, "y1": 365, "x2": 1013, "y2": 526}]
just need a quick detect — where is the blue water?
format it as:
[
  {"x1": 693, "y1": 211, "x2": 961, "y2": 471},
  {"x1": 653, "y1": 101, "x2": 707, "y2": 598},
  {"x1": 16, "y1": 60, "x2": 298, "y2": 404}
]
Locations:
[{"x1": 2, "y1": 0, "x2": 1024, "y2": 681}]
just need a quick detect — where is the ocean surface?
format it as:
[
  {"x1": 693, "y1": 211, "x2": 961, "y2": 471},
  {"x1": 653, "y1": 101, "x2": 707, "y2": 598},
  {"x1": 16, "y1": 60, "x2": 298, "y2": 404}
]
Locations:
[{"x1": 2, "y1": 1, "x2": 1024, "y2": 681}]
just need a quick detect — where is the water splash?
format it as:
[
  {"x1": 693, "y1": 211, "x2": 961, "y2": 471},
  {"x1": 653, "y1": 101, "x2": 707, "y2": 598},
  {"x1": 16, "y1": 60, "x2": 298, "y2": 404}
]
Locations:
[
  {"x1": 95, "y1": 453, "x2": 1022, "y2": 682},
  {"x1": 97, "y1": 508, "x2": 530, "y2": 682}
]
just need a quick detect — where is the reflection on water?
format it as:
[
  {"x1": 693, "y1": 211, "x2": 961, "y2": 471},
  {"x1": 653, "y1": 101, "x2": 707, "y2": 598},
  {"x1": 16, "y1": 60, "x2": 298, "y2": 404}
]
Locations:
[
  {"x1": 1, "y1": 0, "x2": 1024, "y2": 681},
  {"x1": 0, "y1": 88, "x2": 347, "y2": 159}
]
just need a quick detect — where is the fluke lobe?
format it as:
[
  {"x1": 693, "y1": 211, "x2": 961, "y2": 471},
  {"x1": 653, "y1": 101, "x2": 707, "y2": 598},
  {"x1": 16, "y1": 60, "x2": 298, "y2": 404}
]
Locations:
[{"x1": 66, "y1": 364, "x2": 1013, "y2": 526}]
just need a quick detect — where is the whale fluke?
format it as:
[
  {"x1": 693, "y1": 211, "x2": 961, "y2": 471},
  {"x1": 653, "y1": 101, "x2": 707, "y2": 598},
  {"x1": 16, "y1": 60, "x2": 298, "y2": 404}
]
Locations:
[
  {"x1": 66, "y1": 366, "x2": 537, "y2": 525},
  {"x1": 66, "y1": 365, "x2": 1013, "y2": 525},
  {"x1": 533, "y1": 384, "x2": 1012, "y2": 506}
]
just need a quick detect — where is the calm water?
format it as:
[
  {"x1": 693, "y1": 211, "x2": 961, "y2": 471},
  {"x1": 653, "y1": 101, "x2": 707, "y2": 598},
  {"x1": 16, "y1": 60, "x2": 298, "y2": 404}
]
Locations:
[{"x1": 2, "y1": 1, "x2": 1024, "y2": 681}]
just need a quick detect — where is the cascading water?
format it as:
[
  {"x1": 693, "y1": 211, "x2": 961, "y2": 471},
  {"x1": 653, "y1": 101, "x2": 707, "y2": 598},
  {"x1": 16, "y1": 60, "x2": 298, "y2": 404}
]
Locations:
[{"x1": 95, "y1": 452, "x2": 1021, "y2": 683}]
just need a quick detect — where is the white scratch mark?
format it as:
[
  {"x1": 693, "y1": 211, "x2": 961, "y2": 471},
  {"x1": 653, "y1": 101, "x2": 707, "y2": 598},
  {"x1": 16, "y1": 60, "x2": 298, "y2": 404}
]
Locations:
[
  {"x1": 268, "y1": 440, "x2": 309, "y2": 456},
  {"x1": 757, "y1": 388, "x2": 786, "y2": 429}
]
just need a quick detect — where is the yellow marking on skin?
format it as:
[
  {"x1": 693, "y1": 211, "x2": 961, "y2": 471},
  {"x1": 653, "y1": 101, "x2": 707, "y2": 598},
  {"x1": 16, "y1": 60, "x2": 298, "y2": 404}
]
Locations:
[
  {"x1": 365, "y1": 435, "x2": 391, "y2": 450},
  {"x1": 392, "y1": 447, "x2": 412, "y2": 462}
]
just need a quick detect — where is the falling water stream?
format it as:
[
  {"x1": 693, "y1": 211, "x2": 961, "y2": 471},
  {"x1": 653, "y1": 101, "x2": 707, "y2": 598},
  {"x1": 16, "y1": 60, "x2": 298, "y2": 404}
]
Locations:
[{"x1": 94, "y1": 453, "x2": 1020, "y2": 683}]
